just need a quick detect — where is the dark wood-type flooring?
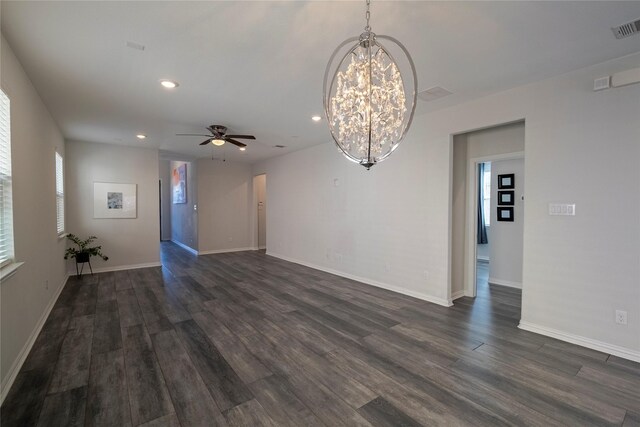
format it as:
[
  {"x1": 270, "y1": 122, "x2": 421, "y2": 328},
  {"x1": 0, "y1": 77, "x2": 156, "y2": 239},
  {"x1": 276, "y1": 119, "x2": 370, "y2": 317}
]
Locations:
[{"x1": 2, "y1": 242, "x2": 639, "y2": 426}]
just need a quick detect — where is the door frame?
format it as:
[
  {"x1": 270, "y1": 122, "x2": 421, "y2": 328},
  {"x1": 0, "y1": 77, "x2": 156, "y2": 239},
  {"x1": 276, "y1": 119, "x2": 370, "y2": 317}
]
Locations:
[
  {"x1": 464, "y1": 151, "x2": 524, "y2": 297},
  {"x1": 251, "y1": 173, "x2": 267, "y2": 250}
]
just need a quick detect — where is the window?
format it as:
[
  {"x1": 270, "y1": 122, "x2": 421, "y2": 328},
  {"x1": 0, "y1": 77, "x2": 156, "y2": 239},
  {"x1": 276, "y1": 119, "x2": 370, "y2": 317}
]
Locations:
[
  {"x1": 483, "y1": 164, "x2": 491, "y2": 226},
  {"x1": 55, "y1": 152, "x2": 64, "y2": 235},
  {"x1": 0, "y1": 89, "x2": 14, "y2": 268}
]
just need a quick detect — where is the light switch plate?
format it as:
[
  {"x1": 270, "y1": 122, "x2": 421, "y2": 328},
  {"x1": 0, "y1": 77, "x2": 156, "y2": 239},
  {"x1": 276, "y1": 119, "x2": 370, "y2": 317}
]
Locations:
[{"x1": 549, "y1": 203, "x2": 575, "y2": 216}]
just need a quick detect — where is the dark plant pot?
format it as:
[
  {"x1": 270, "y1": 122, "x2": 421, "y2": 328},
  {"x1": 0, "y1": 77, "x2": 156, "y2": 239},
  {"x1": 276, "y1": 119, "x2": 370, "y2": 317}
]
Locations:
[{"x1": 76, "y1": 252, "x2": 90, "y2": 263}]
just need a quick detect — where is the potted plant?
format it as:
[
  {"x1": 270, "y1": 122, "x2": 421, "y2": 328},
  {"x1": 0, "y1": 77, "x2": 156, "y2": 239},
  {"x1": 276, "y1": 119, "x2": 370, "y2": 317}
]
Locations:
[{"x1": 64, "y1": 234, "x2": 109, "y2": 277}]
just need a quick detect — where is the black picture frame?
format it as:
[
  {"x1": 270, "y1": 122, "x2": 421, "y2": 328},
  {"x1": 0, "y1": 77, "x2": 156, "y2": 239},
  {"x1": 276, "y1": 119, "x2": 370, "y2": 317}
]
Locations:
[
  {"x1": 497, "y1": 207, "x2": 514, "y2": 222},
  {"x1": 498, "y1": 173, "x2": 515, "y2": 189},
  {"x1": 498, "y1": 190, "x2": 514, "y2": 206}
]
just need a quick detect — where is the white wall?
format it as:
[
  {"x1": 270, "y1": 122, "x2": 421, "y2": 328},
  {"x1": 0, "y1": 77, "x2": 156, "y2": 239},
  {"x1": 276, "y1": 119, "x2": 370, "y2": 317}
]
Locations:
[
  {"x1": 170, "y1": 160, "x2": 197, "y2": 251},
  {"x1": 197, "y1": 159, "x2": 253, "y2": 254},
  {"x1": 489, "y1": 158, "x2": 525, "y2": 288},
  {"x1": 254, "y1": 52, "x2": 640, "y2": 360},
  {"x1": 0, "y1": 35, "x2": 68, "y2": 398},
  {"x1": 65, "y1": 140, "x2": 160, "y2": 271}
]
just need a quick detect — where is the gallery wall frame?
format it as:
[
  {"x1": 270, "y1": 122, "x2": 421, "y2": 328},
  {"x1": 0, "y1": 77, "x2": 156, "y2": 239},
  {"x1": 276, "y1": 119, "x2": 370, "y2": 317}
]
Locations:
[
  {"x1": 498, "y1": 190, "x2": 515, "y2": 206},
  {"x1": 498, "y1": 173, "x2": 515, "y2": 189},
  {"x1": 497, "y1": 206, "x2": 514, "y2": 222},
  {"x1": 94, "y1": 182, "x2": 137, "y2": 219}
]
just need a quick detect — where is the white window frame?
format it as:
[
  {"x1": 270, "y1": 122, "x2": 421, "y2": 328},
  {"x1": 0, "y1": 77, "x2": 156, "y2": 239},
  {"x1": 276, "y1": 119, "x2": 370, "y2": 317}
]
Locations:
[
  {"x1": 55, "y1": 151, "x2": 65, "y2": 235},
  {"x1": 0, "y1": 88, "x2": 15, "y2": 269},
  {"x1": 483, "y1": 167, "x2": 491, "y2": 227}
]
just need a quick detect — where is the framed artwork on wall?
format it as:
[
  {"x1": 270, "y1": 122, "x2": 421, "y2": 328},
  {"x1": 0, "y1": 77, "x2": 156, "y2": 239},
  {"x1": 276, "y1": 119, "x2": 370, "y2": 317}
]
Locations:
[
  {"x1": 498, "y1": 173, "x2": 515, "y2": 189},
  {"x1": 498, "y1": 190, "x2": 515, "y2": 206},
  {"x1": 94, "y1": 182, "x2": 137, "y2": 218},
  {"x1": 173, "y1": 163, "x2": 187, "y2": 204},
  {"x1": 497, "y1": 206, "x2": 514, "y2": 222}
]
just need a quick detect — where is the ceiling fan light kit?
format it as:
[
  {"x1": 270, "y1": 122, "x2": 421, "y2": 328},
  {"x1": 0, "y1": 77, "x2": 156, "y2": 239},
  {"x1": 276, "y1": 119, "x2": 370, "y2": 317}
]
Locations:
[
  {"x1": 176, "y1": 124, "x2": 256, "y2": 151},
  {"x1": 323, "y1": 0, "x2": 417, "y2": 170}
]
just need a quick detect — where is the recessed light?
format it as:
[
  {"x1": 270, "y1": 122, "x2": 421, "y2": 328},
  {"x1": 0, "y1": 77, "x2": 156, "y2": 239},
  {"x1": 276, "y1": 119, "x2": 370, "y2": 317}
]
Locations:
[
  {"x1": 136, "y1": 134, "x2": 146, "y2": 140},
  {"x1": 159, "y1": 79, "x2": 179, "y2": 89},
  {"x1": 312, "y1": 115, "x2": 322, "y2": 122},
  {"x1": 239, "y1": 147, "x2": 246, "y2": 151}
]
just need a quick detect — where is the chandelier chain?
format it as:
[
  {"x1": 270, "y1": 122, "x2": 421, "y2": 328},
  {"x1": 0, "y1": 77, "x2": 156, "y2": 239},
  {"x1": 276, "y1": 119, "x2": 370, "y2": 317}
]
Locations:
[{"x1": 365, "y1": 0, "x2": 371, "y2": 32}]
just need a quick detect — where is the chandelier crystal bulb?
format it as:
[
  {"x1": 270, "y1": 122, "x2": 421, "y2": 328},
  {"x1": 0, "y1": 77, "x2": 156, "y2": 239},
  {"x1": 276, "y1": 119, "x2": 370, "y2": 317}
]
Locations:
[{"x1": 323, "y1": 2, "x2": 417, "y2": 169}]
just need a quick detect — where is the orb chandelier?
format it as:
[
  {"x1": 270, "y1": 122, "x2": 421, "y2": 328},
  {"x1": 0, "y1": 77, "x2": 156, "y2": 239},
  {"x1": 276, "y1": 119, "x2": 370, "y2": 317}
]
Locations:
[{"x1": 323, "y1": 0, "x2": 417, "y2": 170}]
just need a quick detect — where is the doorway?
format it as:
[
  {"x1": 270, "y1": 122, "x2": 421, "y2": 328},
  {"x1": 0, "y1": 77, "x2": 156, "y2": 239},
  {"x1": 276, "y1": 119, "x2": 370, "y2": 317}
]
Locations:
[
  {"x1": 253, "y1": 174, "x2": 266, "y2": 250},
  {"x1": 450, "y1": 121, "x2": 525, "y2": 304}
]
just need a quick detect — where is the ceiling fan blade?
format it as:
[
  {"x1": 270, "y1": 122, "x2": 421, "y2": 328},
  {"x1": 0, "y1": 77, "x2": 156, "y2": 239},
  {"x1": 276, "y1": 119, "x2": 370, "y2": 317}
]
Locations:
[
  {"x1": 177, "y1": 133, "x2": 212, "y2": 137},
  {"x1": 199, "y1": 139, "x2": 212, "y2": 145},
  {"x1": 226, "y1": 134, "x2": 256, "y2": 140},
  {"x1": 226, "y1": 138, "x2": 247, "y2": 148}
]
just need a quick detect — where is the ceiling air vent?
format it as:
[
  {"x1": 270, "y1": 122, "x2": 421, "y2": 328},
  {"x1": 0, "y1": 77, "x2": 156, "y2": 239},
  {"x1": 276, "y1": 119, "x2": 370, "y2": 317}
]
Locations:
[
  {"x1": 274, "y1": 145, "x2": 286, "y2": 148},
  {"x1": 418, "y1": 86, "x2": 452, "y2": 102},
  {"x1": 612, "y1": 18, "x2": 640, "y2": 39}
]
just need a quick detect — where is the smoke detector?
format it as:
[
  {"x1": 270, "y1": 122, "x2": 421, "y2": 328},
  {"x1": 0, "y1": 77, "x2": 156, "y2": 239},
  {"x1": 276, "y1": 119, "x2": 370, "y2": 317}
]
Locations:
[
  {"x1": 418, "y1": 86, "x2": 453, "y2": 102},
  {"x1": 612, "y1": 18, "x2": 640, "y2": 39}
]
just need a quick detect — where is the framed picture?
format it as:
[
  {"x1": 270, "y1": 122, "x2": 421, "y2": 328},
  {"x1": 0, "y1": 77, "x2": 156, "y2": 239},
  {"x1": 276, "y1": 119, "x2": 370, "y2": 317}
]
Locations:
[
  {"x1": 497, "y1": 207, "x2": 514, "y2": 222},
  {"x1": 498, "y1": 173, "x2": 515, "y2": 189},
  {"x1": 94, "y1": 182, "x2": 137, "y2": 218},
  {"x1": 173, "y1": 163, "x2": 187, "y2": 204},
  {"x1": 498, "y1": 190, "x2": 515, "y2": 206}
]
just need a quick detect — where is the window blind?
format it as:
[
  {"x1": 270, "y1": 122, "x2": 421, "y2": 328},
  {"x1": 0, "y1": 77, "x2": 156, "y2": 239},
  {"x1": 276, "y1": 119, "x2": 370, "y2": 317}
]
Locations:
[
  {"x1": 0, "y1": 89, "x2": 14, "y2": 268},
  {"x1": 55, "y1": 152, "x2": 64, "y2": 235}
]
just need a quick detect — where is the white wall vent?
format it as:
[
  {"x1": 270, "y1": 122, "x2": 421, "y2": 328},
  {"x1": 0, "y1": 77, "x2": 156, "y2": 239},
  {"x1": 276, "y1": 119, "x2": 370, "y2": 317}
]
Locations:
[
  {"x1": 418, "y1": 86, "x2": 453, "y2": 102},
  {"x1": 612, "y1": 19, "x2": 640, "y2": 39}
]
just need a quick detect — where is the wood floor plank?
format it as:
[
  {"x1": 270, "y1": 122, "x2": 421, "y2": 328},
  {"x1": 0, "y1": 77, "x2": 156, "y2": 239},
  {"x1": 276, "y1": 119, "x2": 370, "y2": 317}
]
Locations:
[
  {"x1": 48, "y1": 315, "x2": 94, "y2": 393},
  {"x1": 0, "y1": 366, "x2": 54, "y2": 427},
  {"x1": 85, "y1": 349, "x2": 131, "y2": 427},
  {"x1": 174, "y1": 319, "x2": 254, "y2": 411},
  {"x1": 151, "y1": 329, "x2": 226, "y2": 427},
  {"x1": 122, "y1": 324, "x2": 175, "y2": 425},
  {"x1": 91, "y1": 310, "x2": 122, "y2": 355},
  {"x1": 37, "y1": 386, "x2": 87, "y2": 427},
  {"x1": 357, "y1": 396, "x2": 423, "y2": 427},
  {"x1": 248, "y1": 375, "x2": 324, "y2": 427},
  {"x1": 138, "y1": 413, "x2": 181, "y2": 427},
  {"x1": 116, "y1": 289, "x2": 144, "y2": 329},
  {"x1": 224, "y1": 399, "x2": 278, "y2": 427}
]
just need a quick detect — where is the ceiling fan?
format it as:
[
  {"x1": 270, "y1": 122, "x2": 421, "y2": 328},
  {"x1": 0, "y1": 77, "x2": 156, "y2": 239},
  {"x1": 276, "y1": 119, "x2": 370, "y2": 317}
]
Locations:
[{"x1": 176, "y1": 125, "x2": 256, "y2": 149}]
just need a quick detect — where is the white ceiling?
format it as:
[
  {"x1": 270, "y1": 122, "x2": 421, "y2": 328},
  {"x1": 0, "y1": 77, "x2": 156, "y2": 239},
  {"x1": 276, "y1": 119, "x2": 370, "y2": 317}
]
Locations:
[{"x1": 2, "y1": 1, "x2": 640, "y2": 163}]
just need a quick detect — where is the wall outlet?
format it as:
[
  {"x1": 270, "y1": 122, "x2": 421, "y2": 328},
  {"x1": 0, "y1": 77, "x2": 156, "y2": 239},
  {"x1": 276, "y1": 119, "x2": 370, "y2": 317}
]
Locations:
[{"x1": 615, "y1": 310, "x2": 627, "y2": 325}]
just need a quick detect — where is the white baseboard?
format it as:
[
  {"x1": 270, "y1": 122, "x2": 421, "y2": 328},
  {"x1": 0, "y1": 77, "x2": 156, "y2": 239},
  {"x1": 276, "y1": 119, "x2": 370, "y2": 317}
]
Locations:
[
  {"x1": 518, "y1": 321, "x2": 640, "y2": 363},
  {"x1": 488, "y1": 277, "x2": 522, "y2": 289},
  {"x1": 267, "y1": 252, "x2": 452, "y2": 307},
  {"x1": 451, "y1": 290, "x2": 466, "y2": 301},
  {"x1": 258, "y1": 246, "x2": 266, "y2": 250},
  {"x1": 1, "y1": 273, "x2": 69, "y2": 405},
  {"x1": 68, "y1": 261, "x2": 162, "y2": 275},
  {"x1": 89, "y1": 262, "x2": 163, "y2": 274},
  {"x1": 171, "y1": 240, "x2": 198, "y2": 256},
  {"x1": 198, "y1": 247, "x2": 254, "y2": 256}
]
